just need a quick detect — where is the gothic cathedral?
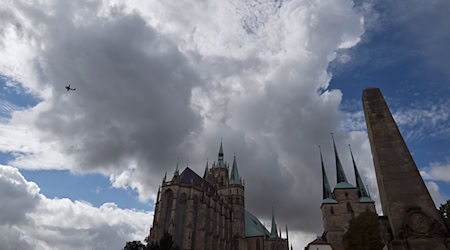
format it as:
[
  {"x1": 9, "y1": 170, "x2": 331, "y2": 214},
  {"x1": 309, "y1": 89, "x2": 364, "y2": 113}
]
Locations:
[{"x1": 148, "y1": 142, "x2": 290, "y2": 250}]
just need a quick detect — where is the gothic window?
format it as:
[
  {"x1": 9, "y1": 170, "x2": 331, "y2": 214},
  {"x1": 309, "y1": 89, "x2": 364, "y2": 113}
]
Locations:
[
  {"x1": 175, "y1": 193, "x2": 188, "y2": 248},
  {"x1": 191, "y1": 197, "x2": 199, "y2": 250},
  {"x1": 330, "y1": 207, "x2": 335, "y2": 215},
  {"x1": 163, "y1": 190, "x2": 174, "y2": 232}
]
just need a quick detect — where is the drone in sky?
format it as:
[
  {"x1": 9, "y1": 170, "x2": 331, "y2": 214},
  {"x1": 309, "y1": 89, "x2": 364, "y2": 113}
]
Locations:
[{"x1": 65, "y1": 85, "x2": 76, "y2": 91}]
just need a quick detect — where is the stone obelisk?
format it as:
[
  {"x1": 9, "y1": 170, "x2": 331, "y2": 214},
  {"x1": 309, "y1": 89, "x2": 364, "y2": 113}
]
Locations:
[{"x1": 363, "y1": 88, "x2": 449, "y2": 250}]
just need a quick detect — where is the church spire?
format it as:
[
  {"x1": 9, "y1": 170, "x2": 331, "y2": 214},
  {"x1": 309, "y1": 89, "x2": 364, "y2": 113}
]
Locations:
[
  {"x1": 203, "y1": 159, "x2": 209, "y2": 180},
  {"x1": 217, "y1": 139, "x2": 225, "y2": 168},
  {"x1": 320, "y1": 146, "x2": 337, "y2": 204},
  {"x1": 270, "y1": 207, "x2": 278, "y2": 238},
  {"x1": 332, "y1": 133, "x2": 354, "y2": 189},
  {"x1": 174, "y1": 157, "x2": 179, "y2": 176},
  {"x1": 229, "y1": 154, "x2": 241, "y2": 185},
  {"x1": 349, "y1": 145, "x2": 374, "y2": 203}
]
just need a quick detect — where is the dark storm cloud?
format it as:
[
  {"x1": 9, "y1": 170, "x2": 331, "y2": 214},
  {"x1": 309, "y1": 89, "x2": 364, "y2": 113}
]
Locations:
[{"x1": 8, "y1": 1, "x2": 204, "y2": 176}]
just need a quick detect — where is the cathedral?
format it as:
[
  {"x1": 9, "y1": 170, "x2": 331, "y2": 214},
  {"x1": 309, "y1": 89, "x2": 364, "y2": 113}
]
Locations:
[{"x1": 148, "y1": 142, "x2": 290, "y2": 250}]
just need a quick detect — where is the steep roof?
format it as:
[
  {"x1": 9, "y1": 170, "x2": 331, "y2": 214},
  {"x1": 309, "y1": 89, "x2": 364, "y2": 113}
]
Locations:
[
  {"x1": 245, "y1": 210, "x2": 270, "y2": 237},
  {"x1": 229, "y1": 155, "x2": 241, "y2": 185},
  {"x1": 179, "y1": 167, "x2": 213, "y2": 191}
]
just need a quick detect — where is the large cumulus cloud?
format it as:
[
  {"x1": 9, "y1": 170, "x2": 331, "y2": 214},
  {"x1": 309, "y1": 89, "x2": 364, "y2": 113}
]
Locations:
[
  {"x1": 0, "y1": 0, "x2": 379, "y2": 248},
  {"x1": 0, "y1": 165, "x2": 153, "y2": 250}
]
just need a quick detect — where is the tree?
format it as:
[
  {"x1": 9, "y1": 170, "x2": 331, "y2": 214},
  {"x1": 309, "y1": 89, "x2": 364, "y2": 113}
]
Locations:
[
  {"x1": 146, "y1": 232, "x2": 180, "y2": 250},
  {"x1": 439, "y1": 199, "x2": 450, "y2": 229},
  {"x1": 123, "y1": 240, "x2": 145, "y2": 250},
  {"x1": 343, "y1": 211, "x2": 383, "y2": 250}
]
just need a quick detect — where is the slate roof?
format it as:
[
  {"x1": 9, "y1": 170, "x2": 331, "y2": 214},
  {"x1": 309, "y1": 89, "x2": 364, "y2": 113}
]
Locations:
[{"x1": 179, "y1": 167, "x2": 214, "y2": 191}]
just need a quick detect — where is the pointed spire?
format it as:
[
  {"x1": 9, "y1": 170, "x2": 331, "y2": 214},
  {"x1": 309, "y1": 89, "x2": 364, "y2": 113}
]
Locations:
[
  {"x1": 332, "y1": 133, "x2": 354, "y2": 189},
  {"x1": 332, "y1": 133, "x2": 348, "y2": 183},
  {"x1": 174, "y1": 157, "x2": 179, "y2": 176},
  {"x1": 291, "y1": 244, "x2": 293, "y2": 250},
  {"x1": 218, "y1": 140, "x2": 225, "y2": 168},
  {"x1": 229, "y1": 154, "x2": 241, "y2": 185},
  {"x1": 320, "y1": 146, "x2": 333, "y2": 201},
  {"x1": 203, "y1": 159, "x2": 209, "y2": 180},
  {"x1": 270, "y1": 207, "x2": 278, "y2": 238},
  {"x1": 349, "y1": 145, "x2": 374, "y2": 203}
]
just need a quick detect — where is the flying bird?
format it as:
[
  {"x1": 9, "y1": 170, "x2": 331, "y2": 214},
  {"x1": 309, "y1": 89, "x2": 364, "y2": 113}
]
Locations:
[{"x1": 65, "y1": 85, "x2": 76, "y2": 91}]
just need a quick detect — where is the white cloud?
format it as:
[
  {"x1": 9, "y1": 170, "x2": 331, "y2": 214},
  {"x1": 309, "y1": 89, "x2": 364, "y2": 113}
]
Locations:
[
  {"x1": 425, "y1": 181, "x2": 447, "y2": 207},
  {"x1": 421, "y1": 161, "x2": 450, "y2": 183},
  {"x1": 0, "y1": 165, "x2": 153, "y2": 250}
]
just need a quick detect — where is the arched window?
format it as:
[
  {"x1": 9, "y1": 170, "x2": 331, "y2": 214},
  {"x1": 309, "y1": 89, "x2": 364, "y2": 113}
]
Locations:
[
  {"x1": 163, "y1": 190, "x2": 174, "y2": 232},
  {"x1": 175, "y1": 193, "x2": 188, "y2": 248}
]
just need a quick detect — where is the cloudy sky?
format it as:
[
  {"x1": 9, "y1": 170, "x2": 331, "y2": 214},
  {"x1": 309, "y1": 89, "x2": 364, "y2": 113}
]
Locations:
[{"x1": 0, "y1": 0, "x2": 449, "y2": 249}]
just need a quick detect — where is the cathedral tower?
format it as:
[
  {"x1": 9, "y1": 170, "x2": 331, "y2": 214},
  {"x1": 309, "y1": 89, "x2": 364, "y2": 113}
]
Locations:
[
  {"x1": 227, "y1": 155, "x2": 246, "y2": 250},
  {"x1": 320, "y1": 135, "x2": 376, "y2": 249}
]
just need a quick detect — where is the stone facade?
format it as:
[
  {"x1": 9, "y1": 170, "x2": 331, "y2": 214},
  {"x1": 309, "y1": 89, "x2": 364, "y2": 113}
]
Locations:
[
  {"x1": 319, "y1": 138, "x2": 376, "y2": 249},
  {"x1": 148, "y1": 144, "x2": 289, "y2": 250},
  {"x1": 363, "y1": 88, "x2": 450, "y2": 250},
  {"x1": 321, "y1": 186, "x2": 376, "y2": 248}
]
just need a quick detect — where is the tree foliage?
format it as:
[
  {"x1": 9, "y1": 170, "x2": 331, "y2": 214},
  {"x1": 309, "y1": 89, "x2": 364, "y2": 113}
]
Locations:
[
  {"x1": 439, "y1": 199, "x2": 450, "y2": 229},
  {"x1": 343, "y1": 211, "x2": 383, "y2": 250},
  {"x1": 146, "y1": 232, "x2": 180, "y2": 250},
  {"x1": 123, "y1": 240, "x2": 145, "y2": 250}
]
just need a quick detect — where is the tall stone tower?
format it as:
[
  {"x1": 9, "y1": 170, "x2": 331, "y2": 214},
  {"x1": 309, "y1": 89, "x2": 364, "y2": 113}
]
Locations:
[
  {"x1": 363, "y1": 88, "x2": 449, "y2": 250},
  {"x1": 209, "y1": 142, "x2": 246, "y2": 250},
  {"x1": 227, "y1": 155, "x2": 246, "y2": 250},
  {"x1": 320, "y1": 136, "x2": 376, "y2": 249}
]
